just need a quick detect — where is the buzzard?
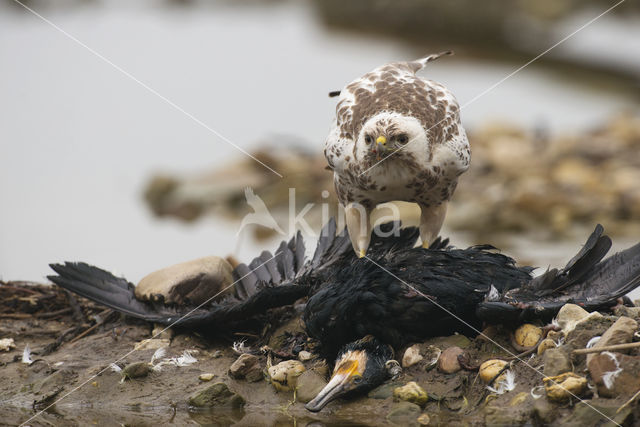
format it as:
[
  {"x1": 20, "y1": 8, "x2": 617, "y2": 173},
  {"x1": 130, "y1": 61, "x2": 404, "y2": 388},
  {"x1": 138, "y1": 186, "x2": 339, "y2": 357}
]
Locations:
[{"x1": 325, "y1": 52, "x2": 470, "y2": 257}]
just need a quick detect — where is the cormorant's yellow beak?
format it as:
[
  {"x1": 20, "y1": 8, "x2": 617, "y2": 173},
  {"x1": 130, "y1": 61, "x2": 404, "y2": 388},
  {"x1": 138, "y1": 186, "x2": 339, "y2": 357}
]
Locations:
[
  {"x1": 305, "y1": 353, "x2": 365, "y2": 412},
  {"x1": 376, "y1": 135, "x2": 387, "y2": 145}
]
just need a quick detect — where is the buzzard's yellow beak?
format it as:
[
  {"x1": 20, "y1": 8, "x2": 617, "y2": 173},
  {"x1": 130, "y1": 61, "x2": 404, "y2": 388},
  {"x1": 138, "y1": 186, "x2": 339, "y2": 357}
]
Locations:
[{"x1": 376, "y1": 136, "x2": 387, "y2": 145}]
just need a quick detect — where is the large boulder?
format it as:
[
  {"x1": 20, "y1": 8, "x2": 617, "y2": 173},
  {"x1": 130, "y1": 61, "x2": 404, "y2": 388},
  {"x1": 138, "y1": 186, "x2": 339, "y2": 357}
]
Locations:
[{"x1": 135, "y1": 256, "x2": 234, "y2": 305}]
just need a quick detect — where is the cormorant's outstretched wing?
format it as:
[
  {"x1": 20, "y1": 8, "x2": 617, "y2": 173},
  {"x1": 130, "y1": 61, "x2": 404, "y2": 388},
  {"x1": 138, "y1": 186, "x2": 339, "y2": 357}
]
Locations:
[
  {"x1": 48, "y1": 218, "x2": 352, "y2": 328},
  {"x1": 476, "y1": 225, "x2": 640, "y2": 323}
]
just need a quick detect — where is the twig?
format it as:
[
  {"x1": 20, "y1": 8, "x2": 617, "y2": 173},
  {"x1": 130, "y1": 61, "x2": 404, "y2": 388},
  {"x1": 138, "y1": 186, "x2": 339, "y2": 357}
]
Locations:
[
  {"x1": 617, "y1": 388, "x2": 640, "y2": 414},
  {"x1": 573, "y1": 342, "x2": 640, "y2": 355},
  {"x1": 0, "y1": 308, "x2": 72, "y2": 319},
  {"x1": 68, "y1": 310, "x2": 114, "y2": 344}
]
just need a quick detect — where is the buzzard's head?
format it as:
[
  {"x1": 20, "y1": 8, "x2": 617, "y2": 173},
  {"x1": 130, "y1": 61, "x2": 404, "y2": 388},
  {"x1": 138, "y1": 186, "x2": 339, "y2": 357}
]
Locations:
[{"x1": 356, "y1": 112, "x2": 428, "y2": 164}]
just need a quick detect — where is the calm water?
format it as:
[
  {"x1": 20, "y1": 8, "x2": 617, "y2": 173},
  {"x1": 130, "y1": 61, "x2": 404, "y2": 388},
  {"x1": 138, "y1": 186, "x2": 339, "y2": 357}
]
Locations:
[{"x1": 1, "y1": 1, "x2": 638, "y2": 284}]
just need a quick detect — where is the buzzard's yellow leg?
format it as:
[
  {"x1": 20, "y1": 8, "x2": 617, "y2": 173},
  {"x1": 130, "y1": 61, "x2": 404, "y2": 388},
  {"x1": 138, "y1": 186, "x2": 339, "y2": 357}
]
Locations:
[
  {"x1": 419, "y1": 202, "x2": 448, "y2": 249},
  {"x1": 345, "y1": 203, "x2": 372, "y2": 258}
]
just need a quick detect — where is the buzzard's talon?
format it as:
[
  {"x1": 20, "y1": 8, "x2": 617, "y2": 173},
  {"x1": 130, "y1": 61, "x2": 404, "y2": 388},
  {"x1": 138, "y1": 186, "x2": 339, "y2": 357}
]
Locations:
[{"x1": 359, "y1": 249, "x2": 366, "y2": 258}]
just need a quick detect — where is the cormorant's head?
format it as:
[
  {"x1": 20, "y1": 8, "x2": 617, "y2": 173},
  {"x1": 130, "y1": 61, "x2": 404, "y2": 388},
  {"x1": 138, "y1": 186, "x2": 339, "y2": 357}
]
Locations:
[{"x1": 305, "y1": 335, "x2": 397, "y2": 412}]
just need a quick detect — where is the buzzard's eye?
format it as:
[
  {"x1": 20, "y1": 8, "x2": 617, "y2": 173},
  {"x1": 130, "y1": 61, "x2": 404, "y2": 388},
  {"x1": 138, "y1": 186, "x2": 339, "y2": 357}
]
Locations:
[
  {"x1": 397, "y1": 134, "x2": 409, "y2": 144},
  {"x1": 365, "y1": 135, "x2": 373, "y2": 144}
]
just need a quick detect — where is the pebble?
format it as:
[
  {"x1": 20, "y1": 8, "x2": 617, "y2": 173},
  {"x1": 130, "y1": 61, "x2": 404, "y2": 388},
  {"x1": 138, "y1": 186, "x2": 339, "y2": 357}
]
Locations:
[
  {"x1": 542, "y1": 348, "x2": 571, "y2": 377},
  {"x1": 229, "y1": 354, "x2": 262, "y2": 382},
  {"x1": 199, "y1": 373, "x2": 215, "y2": 382},
  {"x1": 393, "y1": 381, "x2": 429, "y2": 406},
  {"x1": 298, "y1": 350, "x2": 313, "y2": 362},
  {"x1": 537, "y1": 338, "x2": 556, "y2": 356},
  {"x1": 514, "y1": 324, "x2": 542, "y2": 348},
  {"x1": 479, "y1": 359, "x2": 508, "y2": 383},
  {"x1": 438, "y1": 346, "x2": 464, "y2": 374},
  {"x1": 0, "y1": 338, "x2": 15, "y2": 352},
  {"x1": 268, "y1": 360, "x2": 305, "y2": 392},
  {"x1": 133, "y1": 338, "x2": 170, "y2": 351},
  {"x1": 188, "y1": 382, "x2": 245, "y2": 408},
  {"x1": 402, "y1": 344, "x2": 424, "y2": 368},
  {"x1": 556, "y1": 304, "x2": 590, "y2": 334},
  {"x1": 543, "y1": 372, "x2": 587, "y2": 402},
  {"x1": 417, "y1": 413, "x2": 430, "y2": 425}
]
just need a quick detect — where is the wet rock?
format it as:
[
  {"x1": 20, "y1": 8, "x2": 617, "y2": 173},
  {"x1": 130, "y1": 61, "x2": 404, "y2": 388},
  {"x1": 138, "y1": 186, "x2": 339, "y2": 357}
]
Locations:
[
  {"x1": 543, "y1": 372, "x2": 587, "y2": 402},
  {"x1": 229, "y1": 354, "x2": 262, "y2": 382},
  {"x1": 537, "y1": 338, "x2": 556, "y2": 356},
  {"x1": 514, "y1": 324, "x2": 543, "y2": 348},
  {"x1": 484, "y1": 404, "x2": 532, "y2": 425},
  {"x1": 188, "y1": 382, "x2": 245, "y2": 408},
  {"x1": 588, "y1": 351, "x2": 640, "y2": 397},
  {"x1": 565, "y1": 400, "x2": 633, "y2": 426},
  {"x1": 393, "y1": 381, "x2": 429, "y2": 406},
  {"x1": 135, "y1": 256, "x2": 234, "y2": 306},
  {"x1": 402, "y1": 344, "x2": 424, "y2": 368},
  {"x1": 386, "y1": 401, "x2": 422, "y2": 425},
  {"x1": 298, "y1": 351, "x2": 313, "y2": 362},
  {"x1": 479, "y1": 359, "x2": 508, "y2": 383},
  {"x1": 133, "y1": 338, "x2": 170, "y2": 351},
  {"x1": 122, "y1": 362, "x2": 150, "y2": 380},
  {"x1": 268, "y1": 360, "x2": 305, "y2": 392},
  {"x1": 586, "y1": 316, "x2": 637, "y2": 364},
  {"x1": 0, "y1": 338, "x2": 15, "y2": 352},
  {"x1": 556, "y1": 303, "x2": 590, "y2": 334},
  {"x1": 542, "y1": 348, "x2": 571, "y2": 377},
  {"x1": 368, "y1": 382, "x2": 402, "y2": 399},
  {"x1": 295, "y1": 370, "x2": 327, "y2": 403},
  {"x1": 199, "y1": 373, "x2": 215, "y2": 382},
  {"x1": 438, "y1": 346, "x2": 464, "y2": 374},
  {"x1": 532, "y1": 399, "x2": 557, "y2": 425}
]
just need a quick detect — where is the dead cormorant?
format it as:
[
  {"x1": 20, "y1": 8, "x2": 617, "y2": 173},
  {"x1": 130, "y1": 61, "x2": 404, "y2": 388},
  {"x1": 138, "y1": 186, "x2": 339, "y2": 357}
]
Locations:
[{"x1": 48, "y1": 220, "x2": 640, "y2": 411}]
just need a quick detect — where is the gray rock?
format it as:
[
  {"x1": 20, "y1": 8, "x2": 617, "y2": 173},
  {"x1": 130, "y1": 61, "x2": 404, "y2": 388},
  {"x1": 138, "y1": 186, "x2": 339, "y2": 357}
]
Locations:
[
  {"x1": 612, "y1": 305, "x2": 640, "y2": 320},
  {"x1": 122, "y1": 362, "x2": 150, "y2": 380},
  {"x1": 229, "y1": 354, "x2": 262, "y2": 382},
  {"x1": 188, "y1": 382, "x2": 245, "y2": 408},
  {"x1": 295, "y1": 370, "x2": 327, "y2": 403},
  {"x1": 386, "y1": 401, "x2": 421, "y2": 426},
  {"x1": 586, "y1": 316, "x2": 638, "y2": 365},
  {"x1": 543, "y1": 348, "x2": 571, "y2": 377},
  {"x1": 561, "y1": 400, "x2": 632, "y2": 426},
  {"x1": 533, "y1": 399, "x2": 557, "y2": 425}
]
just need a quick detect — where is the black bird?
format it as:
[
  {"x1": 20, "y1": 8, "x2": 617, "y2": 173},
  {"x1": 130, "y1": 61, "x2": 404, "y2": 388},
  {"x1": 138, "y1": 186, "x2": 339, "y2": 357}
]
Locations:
[{"x1": 48, "y1": 220, "x2": 640, "y2": 412}]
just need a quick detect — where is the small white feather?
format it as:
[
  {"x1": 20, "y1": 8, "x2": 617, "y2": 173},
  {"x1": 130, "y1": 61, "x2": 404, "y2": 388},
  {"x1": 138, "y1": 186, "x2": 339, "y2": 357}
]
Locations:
[
  {"x1": 22, "y1": 344, "x2": 33, "y2": 364},
  {"x1": 586, "y1": 336, "x2": 601, "y2": 349},
  {"x1": 487, "y1": 369, "x2": 516, "y2": 395},
  {"x1": 109, "y1": 363, "x2": 122, "y2": 373}
]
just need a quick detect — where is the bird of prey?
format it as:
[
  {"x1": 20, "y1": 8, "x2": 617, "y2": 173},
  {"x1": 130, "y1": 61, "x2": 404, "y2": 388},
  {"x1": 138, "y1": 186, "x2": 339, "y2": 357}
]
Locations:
[
  {"x1": 324, "y1": 51, "x2": 470, "y2": 257},
  {"x1": 49, "y1": 221, "x2": 640, "y2": 411}
]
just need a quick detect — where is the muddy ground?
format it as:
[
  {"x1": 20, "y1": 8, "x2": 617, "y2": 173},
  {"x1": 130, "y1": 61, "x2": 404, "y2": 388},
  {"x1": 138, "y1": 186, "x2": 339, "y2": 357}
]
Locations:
[{"x1": 1, "y1": 281, "x2": 638, "y2": 426}]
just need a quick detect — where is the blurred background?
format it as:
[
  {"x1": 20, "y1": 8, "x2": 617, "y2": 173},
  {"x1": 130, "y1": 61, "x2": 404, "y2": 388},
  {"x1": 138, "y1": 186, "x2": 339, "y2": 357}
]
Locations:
[{"x1": 1, "y1": 0, "x2": 639, "y2": 291}]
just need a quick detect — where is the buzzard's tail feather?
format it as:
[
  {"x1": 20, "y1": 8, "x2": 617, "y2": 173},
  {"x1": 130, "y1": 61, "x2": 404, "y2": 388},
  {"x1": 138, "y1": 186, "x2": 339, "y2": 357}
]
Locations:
[{"x1": 411, "y1": 51, "x2": 454, "y2": 71}]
